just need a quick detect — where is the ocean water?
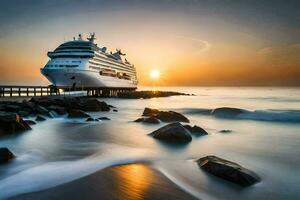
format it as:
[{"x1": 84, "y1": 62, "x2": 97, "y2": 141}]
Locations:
[{"x1": 0, "y1": 87, "x2": 300, "y2": 199}]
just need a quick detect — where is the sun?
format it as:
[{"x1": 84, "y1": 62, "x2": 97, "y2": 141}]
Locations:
[{"x1": 150, "y1": 69, "x2": 160, "y2": 79}]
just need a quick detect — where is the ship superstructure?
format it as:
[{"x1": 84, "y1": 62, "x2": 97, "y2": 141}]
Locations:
[{"x1": 41, "y1": 33, "x2": 138, "y2": 89}]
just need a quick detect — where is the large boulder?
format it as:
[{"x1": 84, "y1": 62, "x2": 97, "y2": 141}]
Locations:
[
  {"x1": 156, "y1": 111, "x2": 189, "y2": 123},
  {"x1": 81, "y1": 98, "x2": 110, "y2": 112},
  {"x1": 68, "y1": 109, "x2": 90, "y2": 118},
  {"x1": 183, "y1": 125, "x2": 208, "y2": 136},
  {"x1": 142, "y1": 108, "x2": 189, "y2": 123},
  {"x1": 0, "y1": 148, "x2": 15, "y2": 163},
  {"x1": 197, "y1": 156, "x2": 260, "y2": 187},
  {"x1": 149, "y1": 122, "x2": 192, "y2": 143},
  {"x1": 135, "y1": 117, "x2": 160, "y2": 124},
  {"x1": 143, "y1": 107, "x2": 160, "y2": 116},
  {"x1": 211, "y1": 107, "x2": 245, "y2": 118},
  {"x1": 0, "y1": 112, "x2": 31, "y2": 135}
]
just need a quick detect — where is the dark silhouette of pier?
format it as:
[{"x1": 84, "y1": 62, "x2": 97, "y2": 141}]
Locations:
[{"x1": 0, "y1": 85, "x2": 136, "y2": 98}]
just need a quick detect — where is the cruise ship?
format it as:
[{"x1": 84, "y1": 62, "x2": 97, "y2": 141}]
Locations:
[{"x1": 41, "y1": 33, "x2": 138, "y2": 89}]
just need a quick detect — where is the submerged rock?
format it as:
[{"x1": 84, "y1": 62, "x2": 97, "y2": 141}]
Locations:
[
  {"x1": 86, "y1": 117, "x2": 96, "y2": 122},
  {"x1": 35, "y1": 115, "x2": 46, "y2": 121},
  {"x1": 156, "y1": 111, "x2": 189, "y2": 123},
  {"x1": 0, "y1": 148, "x2": 15, "y2": 163},
  {"x1": 98, "y1": 117, "x2": 111, "y2": 121},
  {"x1": 143, "y1": 107, "x2": 160, "y2": 116},
  {"x1": 68, "y1": 109, "x2": 90, "y2": 118},
  {"x1": 135, "y1": 117, "x2": 160, "y2": 124},
  {"x1": 48, "y1": 105, "x2": 67, "y2": 115},
  {"x1": 143, "y1": 117, "x2": 160, "y2": 124},
  {"x1": 0, "y1": 112, "x2": 31, "y2": 135},
  {"x1": 219, "y1": 129, "x2": 232, "y2": 133},
  {"x1": 24, "y1": 120, "x2": 36, "y2": 125},
  {"x1": 183, "y1": 125, "x2": 208, "y2": 136},
  {"x1": 211, "y1": 107, "x2": 245, "y2": 117},
  {"x1": 149, "y1": 122, "x2": 192, "y2": 143},
  {"x1": 142, "y1": 108, "x2": 189, "y2": 123},
  {"x1": 134, "y1": 118, "x2": 144, "y2": 122},
  {"x1": 197, "y1": 156, "x2": 260, "y2": 187}
]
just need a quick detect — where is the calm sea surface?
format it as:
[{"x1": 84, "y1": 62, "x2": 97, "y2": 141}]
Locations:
[{"x1": 0, "y1": 87, "x2": 300, "y2": 199}]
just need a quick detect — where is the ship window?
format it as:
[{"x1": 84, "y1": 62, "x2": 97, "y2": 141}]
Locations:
[{"x1": 59, "y1": 65, "x2": 64, "y2": 67}]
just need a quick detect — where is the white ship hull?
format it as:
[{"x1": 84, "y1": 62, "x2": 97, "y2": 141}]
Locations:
[
  {"x1": 41, "y1": 33, "x2": 138, "y2": 89},
  {"x1": 41, "y1": 68, "x2": 136, "y2": 88}
]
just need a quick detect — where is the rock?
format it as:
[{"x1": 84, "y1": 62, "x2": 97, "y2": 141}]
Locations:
[
  {"x1": 47, "y1": 110, "x2": 58, "y2": 118},
  {"x1": 68, "y1": 109, "x2": 90, "y2": 118},
  {"x1": 149, "y1": 122, "x2": 192, "y2": 143},
  {"x1": 48, "y1": 105, "x2": 67, "y2": 115},
  {"x1": 134, "y1": 117, "x2": 160, "y2": 124},
  {"x1": 134, "y1": 118, "x2": 144, "y2": 122},
  {"x1": 81, "y1": 98, "x2": 110, "y2": 112},
  {"x1": 113, "y1": 109, "x2": 118, "y2": 112},
  {"x1": 219, "y1": 129, "x2": 232, "y2": 133},
  {"x1": 35, "y1": 105, "x2": 49, "y2": 115},
  {"x1": 156, "y1": 111, "x2": 189, "y2": 123},
  {"x1": 143, "y1": 107, "x2": 160, "y2": 116},
  {"x1": 0, "y1": 112, "x2": 31, "y2": 135},
  {"x1": 24, "y1": 120, "x2": 36, "y2": 125},
  {"x1": 18, "y1": 110, "x2": 30, "y2": 117},
  {"x1": 86, "y1": 117, "x2": 95, "y2": 121},
  {"x1": 183, "y1": 125, "x2": 208, "y2": 136},
  {"x1": 0, "y1": 148, "x2": 15, "y2": 163},
  {"x1": 211, "y1": 107, "x2": 245, "y2": 117},
  {"x1": 98, "y1": 117, "x2": 111, "y2": 121},
  {"x1": 36, "y1": 115, "x2": 46, "y2": 121},
  {"x1": 197, "y1": 156, "x2": 261, "y2": 187},
  {"x1": 143, "y1": 117, "x2": 160, "y2": 124}
]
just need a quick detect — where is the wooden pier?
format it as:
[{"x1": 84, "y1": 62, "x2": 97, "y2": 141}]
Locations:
[{"x1": 0, "y1": 85, "x2": 136, "y2": 98}]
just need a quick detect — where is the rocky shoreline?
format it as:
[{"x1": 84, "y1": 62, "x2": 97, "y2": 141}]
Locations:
[{"x1": 0, "y1": 95, "x2": 261, "y2": 198}]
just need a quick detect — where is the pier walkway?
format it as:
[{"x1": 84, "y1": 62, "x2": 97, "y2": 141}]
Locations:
[{"x1": 0, "y1": 85, "x2": 136, "y2": 98}]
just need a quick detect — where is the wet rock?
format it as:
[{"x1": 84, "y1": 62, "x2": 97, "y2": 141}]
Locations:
[
  {"x1": 219, "y1": 129, "x2": 232, "y2": 133},
  {"x1": 134, "y1": 117, "x2": 160, "y2": 124},
  {"x1": 36, "y1": 115, "x2": 46, "y2": 121},
  {"x1": 0, "y1": 148, "x2": 15, "y2": 163},
  {"x1": 143, "y1": 117, "x2": 160, "y2": 124},
  {"x1": 47, "y1": 110, "x2": 58, "y2": 118},
  {"x1": 197, "y1": 156, "x2": 261, "y2": 187},
  {"x1": 143, "y1": 107, "x2": 160, "y2": 116},
  {"x1": 24, "y1": 120, "x2": 36, "y2": 125},
  {"x1": 113, "y1": 109, "x2": 118, "y2": 112},
  {"x1": 0, "y1": 112, "x2": 31, "y2": 135},
  {"x1": 86, "y1": 117, "x2": 95, "y2": 121},
  {"x1": 48, "y1": 105, "x2": 67, "y2": 115},
  {"x1": 149, "y1": 122, "x2": 192, "y2": 143},
  {"x1": 98, "y1": 117, "x2": 111, "y2": 121},
  {"x1": 183, "y1": 125, "x2": 208, "y2": 136},
  {"x1": 18, "y1": 110, "x2": 30, "y2": 117},
  {"x1": 134, "y1": 118, "x2": 144, "y2": 122},
  {"x1": 142, "y1": 108, "x2": 189, "y2": 123},
  {"x1": 81, "y1": 98, "x2": 110, "y2": 112},
  {"x1": 35, "y1": 105, "x2": 49, "y2": 115},
  {"x1": 68, "y1": 109, "x2": 90, "y2": 118},
  {"x1": 156, "y1": 111, "x2": 189, "y2": 123},
  {"x1": 211, "y1": 107, "x2": 245, "y2": 117}
]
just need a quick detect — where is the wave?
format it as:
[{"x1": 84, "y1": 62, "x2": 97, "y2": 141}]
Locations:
[
  {"x1": 182, "y1": 107, "x2": 300, "y2": 123},
  {"x1": 0, "y1": 144, "x2": 150, "y2": 199}
]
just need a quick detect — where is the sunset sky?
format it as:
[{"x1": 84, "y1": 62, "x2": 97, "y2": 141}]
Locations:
[{"x1": 0, "y1": 0, "x2": 299, "y2": 86}]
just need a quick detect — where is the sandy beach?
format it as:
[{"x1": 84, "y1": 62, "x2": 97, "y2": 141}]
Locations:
[{"x1": 10, "y1": 163, "x2": 197, "y2": 200}]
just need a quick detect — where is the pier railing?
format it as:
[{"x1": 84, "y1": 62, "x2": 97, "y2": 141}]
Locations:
[{"x1": 0, "y1": 85, "x2": 136, "y2": 98}]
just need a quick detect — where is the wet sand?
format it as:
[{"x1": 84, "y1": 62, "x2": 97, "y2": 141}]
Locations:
[{"x1": 10, "y1": 163, "x2": 197, "y2": 200}]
